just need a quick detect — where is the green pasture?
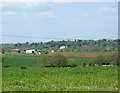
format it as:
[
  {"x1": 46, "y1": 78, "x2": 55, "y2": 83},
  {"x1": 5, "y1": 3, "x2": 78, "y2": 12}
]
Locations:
[{"x1": 3, "y1": 55, "x2": 91, "y2": 67}]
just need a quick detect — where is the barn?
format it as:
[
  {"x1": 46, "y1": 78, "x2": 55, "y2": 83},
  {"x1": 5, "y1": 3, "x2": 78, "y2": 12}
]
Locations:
[{"x1": 25, "y1": 50, "x2": 36, "y2": 54}]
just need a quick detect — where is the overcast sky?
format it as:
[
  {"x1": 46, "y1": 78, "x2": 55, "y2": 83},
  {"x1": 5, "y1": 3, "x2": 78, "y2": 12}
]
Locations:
[{"x1": 1, "y1": 2, "x2": 118, "y2": 43}]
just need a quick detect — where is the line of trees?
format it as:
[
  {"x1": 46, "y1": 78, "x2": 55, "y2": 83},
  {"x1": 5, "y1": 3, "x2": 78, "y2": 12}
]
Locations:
[
  {"x1": 38, "y1": 53, "x2": 119, "y2": 67},
  {"x1": 1, "y1": 39, "x2": 118, "y2": 52},
  {"x1": 89, "y1": 53, "x2": 119, "y2": 66},
  {"x1": 38, "y1": 54, "x2": 68, "y2": 67},
  {"x1": 20, "y1": 53, "x2": 119, "y2": 69},
  {"x1": 38, "y1": 54, "x2": 78, "y2": 67}
]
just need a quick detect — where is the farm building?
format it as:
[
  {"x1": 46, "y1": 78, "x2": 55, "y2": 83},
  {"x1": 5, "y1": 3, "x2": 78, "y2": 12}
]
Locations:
[
  {"x1": 11, "y1": 49, "x2": 21, "y2": 53},
  {"x1": 25, "y1": 49, "x2": 54, "y2": 54},
  {"x1": 48, "y1": 50, "x2": 54, "y2": 53},
  {"x1": 60, "y1": 46, "x2": 67, "y2": 49},
  {"x1": 25, "y1": 49, "x2": 36, "y2": 54}
]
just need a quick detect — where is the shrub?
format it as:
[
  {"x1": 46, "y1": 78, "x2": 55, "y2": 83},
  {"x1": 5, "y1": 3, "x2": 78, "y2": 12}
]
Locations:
[
  {"x1": 38, "y1": 54, "x2": 68, "y2": 67},
  {"x1": 89, "y1": 53, "x2": 120, "y2": 66},
  {"x1": 88, "y1": 63, "x2": 95, "y2": 66},
  {"x1": 38, "y1": 55, "x2": 51, "y2": 67},
  {"x1": 89, "y1": 55, "x2": 106, "y2": 66},
  {"x1": 82, "y1": 62, "x2": 86, "y2": 67},
  {"x1": 52, "y1": 54, "x2": 68, "y2": 67},
  {"x1": 21, "y1": 66, "x2": 28, "y2": 69},
  {"x1": 110, "y1": 53, "x2": 119, "y2": 65},
  {"x1": 68, "y1": 59, "x2": 77, "y2": 67}
]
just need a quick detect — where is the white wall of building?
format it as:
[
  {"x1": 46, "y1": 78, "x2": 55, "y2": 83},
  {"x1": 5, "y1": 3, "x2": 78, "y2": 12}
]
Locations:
[
  {"x1": 60, "y1": 46, "x2": 67, "y2": 49},
  {"x1": 25, "y1": 50, "x2": 35, "y2": 54}
]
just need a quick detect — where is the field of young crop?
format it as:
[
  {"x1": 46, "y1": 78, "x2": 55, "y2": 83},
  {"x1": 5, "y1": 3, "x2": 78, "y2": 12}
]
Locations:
[
  {"x1": 2, "y1": 55, "x2": 118, "y2": 91},
  {"x1": 3, "y1": 55, "x2": 91, "y2": 67},
  {"x1": 3, "y1": 55, "x2": 39, "y2": 67},
  {"x1": 2, "y1": 66, "x2": 118, "y2": 91}
]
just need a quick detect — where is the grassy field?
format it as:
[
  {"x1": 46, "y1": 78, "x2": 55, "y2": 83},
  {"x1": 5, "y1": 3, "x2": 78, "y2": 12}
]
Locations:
[
  {"x1": 2, "y1": 66, "x2": 118, "y2": 91},
  {"x1": 2, "y1": 55, "x2": 118, "y2": 91},
  {"x1": 3, "y1": 55, "x2": 91, "y2": 67}
]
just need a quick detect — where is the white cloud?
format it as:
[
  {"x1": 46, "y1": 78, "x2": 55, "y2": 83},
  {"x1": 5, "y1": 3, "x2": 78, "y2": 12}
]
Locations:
[
  {"x1": 97, "y1": 7, "x2": 117, "y2": 14},
  {"x1": 3, "y1": 11, "x2": 28, "y2": 18},
  {"x1": 1, "y1": 2, "x2": 48, "y2": 9},
  {"x1": 2, "y1": 10, "x2": 56, "y2": 18},
  {"x1": 0, "y1": 0, "x2": 119, "y2": 9},
  {"x1": 3, "y1": 11, "x2": 17, "y2": 16},
  {"x1": 22, "y1": 2, "x2": 39, "y2": 8},
  {"x1": 21, "y1": 2, "x2": 49, "y2": 8},
  {"x1": 34, "y1": 10, "x2": 56, "y2": 17},
  {"x1": 96, "y1": 6, "x2": 118, "y2": 22},
  {"x1": 1, "y1": 1, "x2": 70, "y2": 9}
]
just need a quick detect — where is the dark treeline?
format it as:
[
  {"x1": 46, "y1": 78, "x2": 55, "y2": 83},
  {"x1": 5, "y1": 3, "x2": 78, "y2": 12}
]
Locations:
[{"x1": 1, "y1": 39, "x2": 118, "y2": 52}]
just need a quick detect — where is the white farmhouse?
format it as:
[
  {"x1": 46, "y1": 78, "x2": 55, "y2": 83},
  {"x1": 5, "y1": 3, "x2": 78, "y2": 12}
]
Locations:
[
  {"x1": 60, "y1": 46, "x2": 67, "y2": 49},
  {"x1": 49, "y1": 50, "x2": 54, "y2": 53},
  {"x1": 25, "y1": 49, "x2": 36, "y2": 54}
]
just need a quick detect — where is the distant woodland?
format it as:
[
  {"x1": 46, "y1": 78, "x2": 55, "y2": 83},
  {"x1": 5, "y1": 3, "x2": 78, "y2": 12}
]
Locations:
[{"x1": 1, "y1": 39, "x2": 118, "y2": 52}]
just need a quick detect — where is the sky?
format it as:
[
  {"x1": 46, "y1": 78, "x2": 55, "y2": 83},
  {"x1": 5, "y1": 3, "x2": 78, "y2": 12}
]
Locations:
[{"x1": 1, "y1": 1, "x2": 118, "y2": 43}]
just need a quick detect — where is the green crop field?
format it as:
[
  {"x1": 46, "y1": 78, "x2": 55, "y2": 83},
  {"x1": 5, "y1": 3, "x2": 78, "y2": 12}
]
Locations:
[
  {"x1": 2, "y1": 66, "x2": 118, "y2": 91},
  {"x1": 67, "y1": 57, "x2": 91, "y2": 66},
  {"x1": 3, "y1": 55, "x2": 91, "y2": 67},
  {"x1": 3, "y1": 56, "x2": 39, "y2": 67},
  {"x1": 2, "y1": 55, "x2": 118, "y2": 91}
]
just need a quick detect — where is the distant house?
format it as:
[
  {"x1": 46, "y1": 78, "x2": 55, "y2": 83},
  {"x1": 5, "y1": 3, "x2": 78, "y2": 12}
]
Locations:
[
  {"x1": 48, "y1": 50, "x2": 54, "y2": 53},
  {"x1": 12, "y1": 49, "x2": 21, "y2": 53},
  {"x1": 25, "y1": 49, "x2": 54, "y2": 54},
  {"x1": 106, "y1": 39, "x2": 112, "y2": 41},
  {"x1": 60, "y1": 46, "x2": 67, "y2": 49},
  {"x1": 25, "y1": 49, "x2": 36, "y2": 54},
  {"x1": 50, "y1": 50, "x2": 54, "y2": 53}
]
